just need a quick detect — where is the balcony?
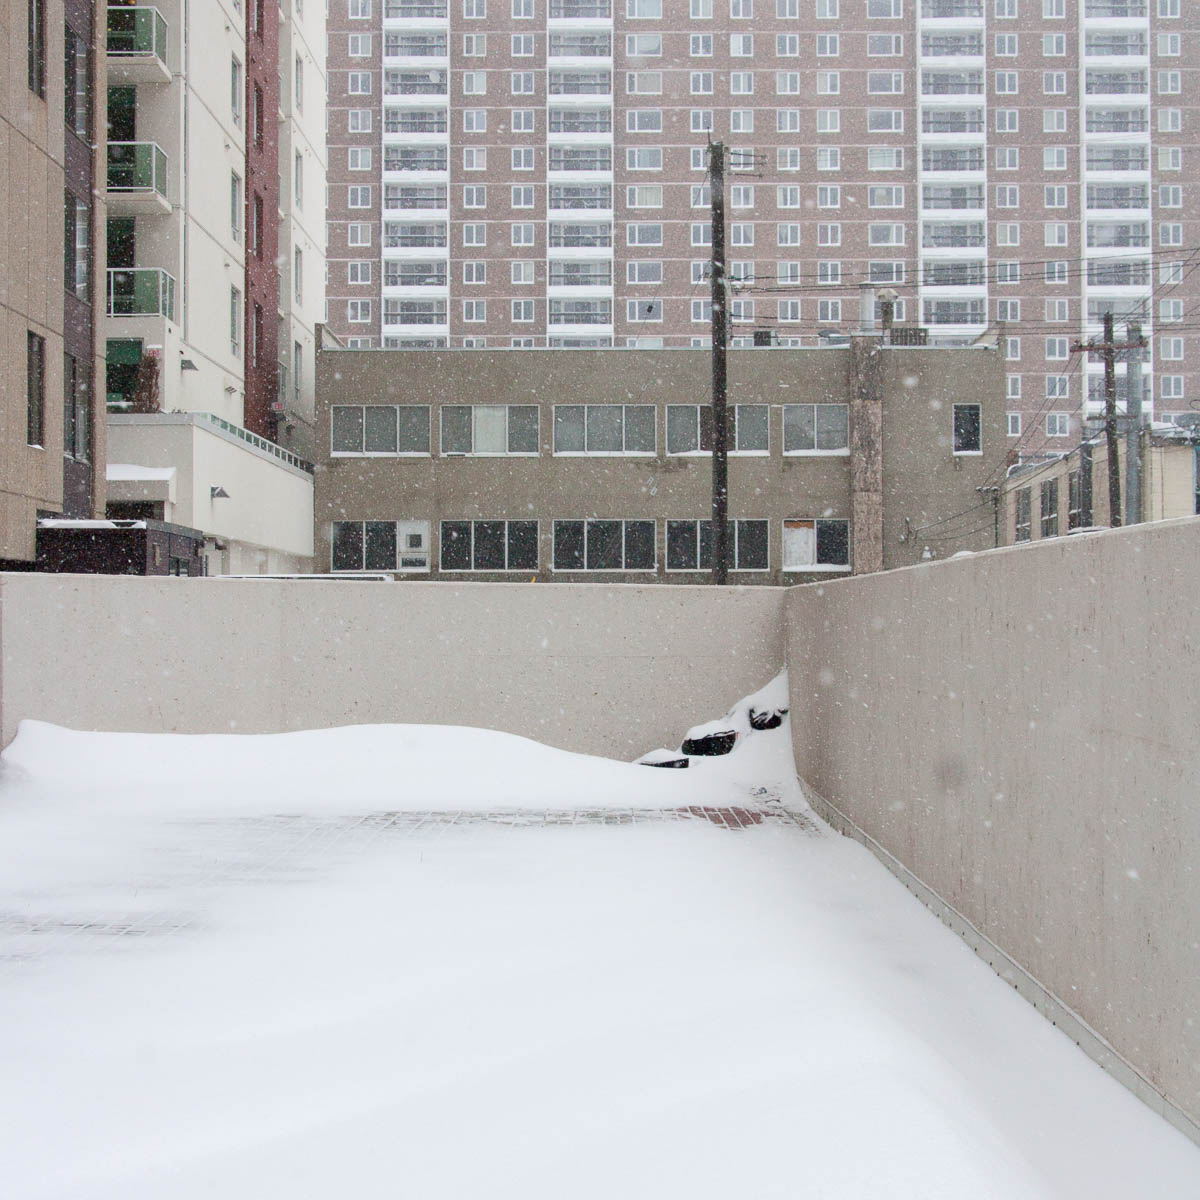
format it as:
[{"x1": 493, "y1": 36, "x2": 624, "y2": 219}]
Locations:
[
  {"x1": 106, "y1": 6, "x2": 169, "y2": 85},
  {"x1": 106, "y1": 268, "x2": 176, "y2": 321},
  {"x1": 106, "y1": 142, "x2": 170, "y2": 214}
]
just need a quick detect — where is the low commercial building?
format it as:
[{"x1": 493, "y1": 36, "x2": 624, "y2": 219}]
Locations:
[
  {"x1": 314, "y1": 344, "x2": 1006, "y2": 583},
  {"x1": 1004, "y1": 422, "x2": 1200, "y2": 545}
]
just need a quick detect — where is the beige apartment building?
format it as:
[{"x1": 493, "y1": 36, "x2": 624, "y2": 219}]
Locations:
[
  {"x1": 1003, "y1": 420, "x2": 1199, "y2": 541},
  {"x1": 323, "y1": 0, "x2": 1199, "y2": 464},
  {"x1": 314, "y1": 340, "x2": 1007, "y2": 581},
  {"x1": 2, "y1": 0, "x2": 108, "y2": 566}
]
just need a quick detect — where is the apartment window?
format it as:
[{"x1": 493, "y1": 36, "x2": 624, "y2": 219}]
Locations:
[
  {"x1": 349, "y1": 0, "x2": 372, "y2": 13},
  {"x1": 348, "y1": 186, "x2": 372, "y2": 211},
  {"x1": 868, "y1": 186, "x2": 903, "y2": 208},
  {"x1": 868, "y1": 223, "x2": 903, "y2": 246},
  {"x1": 1159, "y1": 0, "x2": 1180, "y2": 13},
  {"x1": 732, "y1": 33, "x2": 754, "y2": 55},
  {"x1": 1158, "y1": 33, "x2": 1181, "y2": 56},
  {"x1": 1042, "y1": 262, "x2": 1066, "y2": 285},
  {"x1": 817, "y1": 186, "x2": 840, "y2": 209},
  {"x1": 628, "y1": 223, "x2": 664, "y2": 247},
  {"x1": 996, "y1": 34, "x2": 1017, "y2": 55},
  {"x1": 511, "y1": 72, "x2": 534, "y2": 95},
  {"x1": 815, "y1": 148, "x2": 839, "y2": 172},
  {"x1": 868, "y1": 72, "x2": 903, "y2": 94},
  {"x1": 348, "y1": 299, "x2": 372, "y2": 323},
  {"x1": 1044, "y1": 110, "x2": 1066, "y2": 134},
  {"x1": 1007, "y1": 338, "x2": 1020, "y2": 361},
  {"x1": 27, "y1": 0, "x2": 46, "y2": 96},
  {"x1": 1045, "y1": 337, "x2": 1068, "y2": 360},
  {"x1": 462, "y1": 33, "x2": 486, "y2": 55},
  {"x1": 783, "y1": 519, "x2": 848, "y2": 571},
  {"x1": 996, "y1": 148, "x2": 1019, "y2": 171},
  {"x1": 348, "y1": 223, "x2": 371, "y2": 247},
  {"x1": 1162, "y1": 376, "x2": 1184, "y2": 400},
  {"x1": 24, "y1": 331, "x2": 45, "y2": 446},
  {"x1": 997, "y1": 300, "x2": 1020, "y2": 322},
  {"x1": 293, "y1": 249, "x2": 303, "y2": 304},
  {"x1": 230, "y1": 287, "x2": 242, "y2": 355},
  {"x1": 509, "y1": 148, "x2": 534, "y2": 173},
  {"x1": 462, "y1": 72, "x2": 486, "y2": 95},
  {"x1": 628, "y1": 261, "x2": 663, "y2": 285},
  {"x1": 554, "y1": 405, "x2": 656, "y2": 454},
  {"x1": 691, "y1": 72, "x2": 713, "y2": 95},
  {"x1": 1040, "y1": 481, "x2": 1060, "y2": 537},
  {"x1": 1044, "y1": 223, "x2": 1067, "y2": 247},
  {"x1": 442, "y1": 406, "x2": 539, "y2": 455},
  {"x1": 1159, "y1": 147, "x2": 1182, "y2": 172},
  {"x1": 510, "y1": 186, "x2": 534, "y2": 209},
  {"x1": 464, "y1": 0, "x2": 486, "y2": 13},
  {"x1": 952, "y1": 404, "x2": 981, "y2": 454},
  {"x1": 627, "y1": 71, "x2": 663, "y2": 94},
  {"x1": 777, "y1": 0, "x2": 798, "y2": 12},
  {"x1": 463, "y1": 148, "x2": 487, "y2": 171},
  {"x1": 510, "y1": 223, "x2": 534, "y2": 246},
  {"x1": 1043, "y1": 72, "x2": 1065, "y2": 95},
  {"x1": 691, "y1": 35, "x2": 713, "y2": 57},
  {"x1": 730, "y1": 0, "x2": 753, "y2": 15},
  {"x1": 231, "y1": 58, "x2": 243, "y2": 123},
  {"x1": 462, "y1": 185, "x2": 486, "y2": 209},
  {"x1": 1160, "y1": 299, "x2": 1184, "y2": 323},
  {"x1": 332, "y1": 521, "x2": 429, "y2": 573},
  {"x1": 250, "y1": 193, "x2": 264, "y2": 258},
  {"x1": 818, "y1": 261, "x2": 841, "y2": 285},
  {"x1": 1158, "y1": 71, "x2": 1181, "y2": 95},
  {"x1": 995, "y1": 109, "x2": 1018, "y2": 133},
  {"x1": 1043, "y1": 33, "x2": 1065, "y2": 55},
  {"x1": 818, "y1": 224, "x2": 841, "y2": 246},
  {"x1": 442, "y1": 521, "x2": 539, "y2": 572},
  {"x1": 512, "y1": 262, "x2": 535, "y2": 285},
  {"x1": 817, "y1": 0, "x2": 838, "y2": 13},
  {"x1": 1161, "y1": 224, "x2": 1183, "y2": 247},
  {"x1": 778, "y1": 34, "x2": 799, "y2": 55},
  {"x1": 781, "y1": 404, "x2": 848, "y2": 453},
  {"x1": 331, "y1": 406, "x2": 431, "y2": 455},
  {"x1": 553, "y1": 521, "x2": 655, "y2": 572},
  {"x1": 817, "y1": 34, "x2": 839, "y2": 55},
  {"x1": 1014, "y1": 489, "x2": 1032, "y2": 542},
  {"x1": 994, "y1": 186, "x2": 1019, "y2": 209},
  {"x1": 463, "y1": 300, "x2": 487, "y2": 323},
  {"x1": 628, "y1": 33, "x2": 662, "y2": 55},
  {"x1": 666, "y1": 520, "x2": 768, "y2": 572},
  {"x1": 513, "y1": 0, "x2": 533, "y2": 14},
  {"x1": 731, "y1": 72, "x2": 754, "y2": 95},
  {"x1": 628, "y1": 186, "x2": 663, "y2": 209},
  {"x1": 1043, "y1": 0, "x2": 1063, "y2": 14},
  {"x1": 778, "y1": 299, "x2": 802, "y2": 321},
  {"x1": 461, "y1": 223, "x2": 486, "y2": 247},
  {"x1": 997, "y1": 224, "x2": 1019, "y2": 246},
  {"x1": 349, "y1": 262, "x2": 372, "y2": 284},
  {"x1": 349, "y1": 110, "x2": 372, "y2": 132},
  {"x1": 777, "y1": 223, "x2": 801, "y2": 246},
  {"x1": 628, "y1": 110, "x2": 663, "y2": 133},
  {"x1": 778, "y1": 148, "x2": 802, "y2": 172},
  {"x1": 666, "y1": 405, "x2": 767, "y2": 453},
  {"x1": 509, "y1": 300, "x2": 533, "y2": 323},
  {"x1": 251, "y1": 83, "x2": 264, "y2": 149},
  {"x1": 868, "y1": 148, "x2": 902, "y2": 170},
  {"x1": 1160, "y1": 186, "x2": 1183, "y2": 209},
  {"x1": 1045, "y1": 299, "x2": 1068, "y2": 322},
  {"x1": 1007, "y1": 412, "x2": 1022, "y2": 437},
  {"x1": 1044, "y1": 413, "x2": 1069, "y2": 441},
  {"x1": 1161, "y1": 337, "x2": 1184, "y2": 361},
  {"x1": 866, "y1": 110, "x2": 901, "y2": 132},
  {"x1": 816, "y1": 71, "x2": 839, "y2": 94}
]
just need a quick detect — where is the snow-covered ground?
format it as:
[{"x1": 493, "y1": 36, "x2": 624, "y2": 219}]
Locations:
[{"x1": 0, "y1": 690, "x2": 1197, "y2": 1199}]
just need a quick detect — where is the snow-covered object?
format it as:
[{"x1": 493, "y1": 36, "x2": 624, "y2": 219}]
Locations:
[{"x1": 679, "y1": 671, "x2": 790, "y2": 755}]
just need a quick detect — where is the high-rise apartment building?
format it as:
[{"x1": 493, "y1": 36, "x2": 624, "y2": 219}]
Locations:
[
  {"x1": 2, "y1": 0, "x2": 108, "y2": 567},
  {"x1": 98, "y1": 0, "x2": 325, "y2": 572},
  {"x1": 324, "y1": 0, "x2": 1196, "y2": 458}
]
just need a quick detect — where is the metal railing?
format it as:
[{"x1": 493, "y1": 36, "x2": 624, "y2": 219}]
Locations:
[
  {"x1": 106, "y1": 267, "x2": 175, "y2": 319},
  {"x1": 199, "y1": 413, "x2": 313, "y2": 475},
  {"x1": 107, "y1": 141, "x2": 168, "y2": 198},
  {"x1": 106, "y1": 5, "x2": 167, "y2": 64}
]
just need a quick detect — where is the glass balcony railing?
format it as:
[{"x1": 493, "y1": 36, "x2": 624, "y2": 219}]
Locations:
[
  {"x1": 107, "y1": 141, "x2": 168, "y2": 198},
  {"x1": 107, "y1": 6, "x2": 167, "y2": 66},
  {"x1": 107, "y1": 267, "x2": 176, "y2": 320}
]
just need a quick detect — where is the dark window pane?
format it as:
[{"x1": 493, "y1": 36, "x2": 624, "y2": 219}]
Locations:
[
  {"x1": 508, "y1": 405, "x2": 539, "y2": 453},
  {"x1": 699, "y1": 405, "x2": 714, "y2": 452},
  {"x1": 441, "y1": 405, "x2": 472, "y2": 453},
  {"x1": 586, "y1": 405, "x2": 623, "y2": 452},
  {"x1": 783, "y1": 404, "x2": 815, "y2": 451},
  {"x1": 473, "y1": 521, "x2": 506, "y2": 569},
  {"x1": 397, "y1": 405, "x2": 430, "y2": 453},
  {"x1": 27, "y1": 332, "x2": 45, "y2": 446},
  {"x1": 624, "y1": 405, "x2": 655, "y2": 452},
  {"x1": 815, "y1": 404, "x2": 848, "y2": 451},
  {"x1": 364, "y1": 406, "x2": 398, "y2": 452},
  {"x1": 554, "y1": 520, "x2": 585, "y2": 569},
  {"x1": 698, "y1": 519, "x2": 713, "y2": 570},
  {"x1": 666, "y1": 405, "x2": 696, "y2": 453},
  {"x1": 816, "y1": 519, "x2": 849, "y2": 565},
  {"x1": 364, "y1": 521, "x2": 397, "y2": 569},
  {"x1": 736, "y1": 520, "x2": 769, "y2": 570},
  {"x1": 441, "y1": 521, "x2": 472, "y2": 570},
  {"x1": 953, "y1": 404, "x2": 981, "y2": 453},
  {"x1": 736, "y1": 404, "x2": 769, "y2": 451},
  {"x1": 586, "y1": 520, "x2": 623, "y2": 569},
  {"x1": 508, "y1": 521, "x2": 539, "y2": 570},
  {"x1": 63, "y1": 354, "x2": 77, "y2": 458},
  {"x1": 554, "y1": 405, "x2": 585, "y2": 452},
  {"x1": 332, "y1": 522, "x2": 363, "y2": 570},
  {"x1": 666, "y1": 520, "x2": 697, "y2": 570},
  {"x1": 625, "y1": 521, "x2": 655, "y2": 569},
  {"x1": 331, "y1": 406, "x2": 363, "y2": 452}
]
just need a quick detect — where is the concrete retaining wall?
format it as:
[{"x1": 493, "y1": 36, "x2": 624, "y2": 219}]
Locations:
[
  {"x1": 785, "y1": 517, "x2": 1200, "y2": 1140},
  {"x1": 0, "y1": 575, "x2": 784, "y2": 759}
]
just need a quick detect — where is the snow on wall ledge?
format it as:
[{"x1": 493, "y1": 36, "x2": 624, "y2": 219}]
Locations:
[
  {"x1": 0, "y1": 576, "x2": 784, "y2": 760},
  {"x1": 785, "y1": 515, "x2": 1200, "y2": 1145}
]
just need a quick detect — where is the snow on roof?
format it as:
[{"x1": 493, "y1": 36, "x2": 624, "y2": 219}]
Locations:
[{"x1": 36, "y1": 519, "x2": 148, "y2": 530}]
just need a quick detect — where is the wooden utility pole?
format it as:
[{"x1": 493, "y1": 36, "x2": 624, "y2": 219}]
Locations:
[
  {"x1": 1124, "y1": 322, "x2": 1145, "y2": 526},
  {"x1": 709, "y1": 141, "x2": 728, "y2": 584},
  {"x1": 1073, "y1": 313, "x2": 1147, "y2": 528}
]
